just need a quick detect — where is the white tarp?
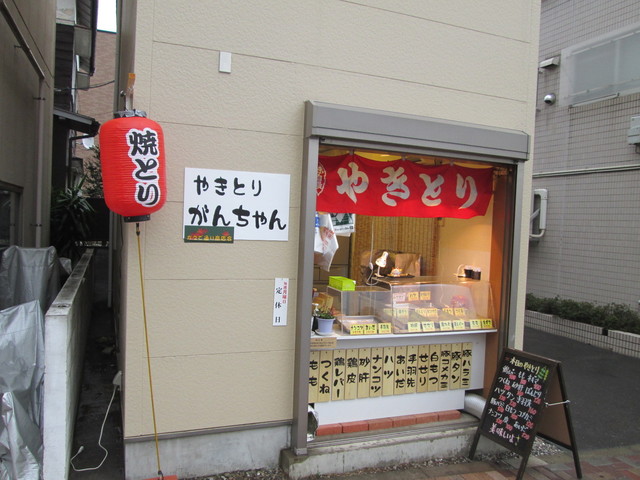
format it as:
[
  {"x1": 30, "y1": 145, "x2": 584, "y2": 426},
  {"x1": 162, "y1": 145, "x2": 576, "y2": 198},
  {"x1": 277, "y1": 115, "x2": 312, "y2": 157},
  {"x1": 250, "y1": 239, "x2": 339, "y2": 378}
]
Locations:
[
  {"x1": 0, "y1": 300, "x2": 45, "y2": 480},
  {"x1": 0, "y1": 246, "x2": 61, "y2": 312}
]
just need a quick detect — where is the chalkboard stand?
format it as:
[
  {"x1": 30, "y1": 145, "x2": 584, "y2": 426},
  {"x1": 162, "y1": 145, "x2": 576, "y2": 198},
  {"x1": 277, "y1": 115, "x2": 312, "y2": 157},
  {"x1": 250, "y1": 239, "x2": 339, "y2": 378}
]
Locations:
[
  {"x1": 537, "y1": 361, "x2": 582, "y2": 479},
  {"x1": 468, "y1": 348, "x2": 581, "y2": 480}
]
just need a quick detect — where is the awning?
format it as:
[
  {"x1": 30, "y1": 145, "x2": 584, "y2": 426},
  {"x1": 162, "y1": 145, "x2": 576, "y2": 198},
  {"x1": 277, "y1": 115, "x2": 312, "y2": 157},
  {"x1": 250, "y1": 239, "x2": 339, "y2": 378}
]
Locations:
[{"x1": 53, "y1": 108, "x2": 100, "y2": 136}]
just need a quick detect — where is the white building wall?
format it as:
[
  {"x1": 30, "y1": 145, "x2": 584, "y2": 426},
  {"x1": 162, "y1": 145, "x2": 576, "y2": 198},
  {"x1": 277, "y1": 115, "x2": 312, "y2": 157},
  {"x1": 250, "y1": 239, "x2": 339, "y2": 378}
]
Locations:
[{"x1": 118, "y1": 1, "x2": 540, "y2": 477}]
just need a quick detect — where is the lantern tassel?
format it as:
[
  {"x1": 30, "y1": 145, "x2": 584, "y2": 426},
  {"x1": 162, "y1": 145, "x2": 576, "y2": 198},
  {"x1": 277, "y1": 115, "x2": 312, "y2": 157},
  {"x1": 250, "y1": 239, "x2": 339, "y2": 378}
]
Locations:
[{"x1": 136, "y1": 222, "x2": 165, "y2": 478}]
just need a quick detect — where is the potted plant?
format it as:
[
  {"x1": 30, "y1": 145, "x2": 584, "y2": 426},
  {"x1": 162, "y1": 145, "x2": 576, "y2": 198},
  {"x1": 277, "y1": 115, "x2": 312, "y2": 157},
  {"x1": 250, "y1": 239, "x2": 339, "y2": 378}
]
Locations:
[
  {"x1": 314, "y1": 306, "x2": 336, "y2": 335},
  {"x1": 50, "y1": 176, "x2": 95, "y2": 263}
]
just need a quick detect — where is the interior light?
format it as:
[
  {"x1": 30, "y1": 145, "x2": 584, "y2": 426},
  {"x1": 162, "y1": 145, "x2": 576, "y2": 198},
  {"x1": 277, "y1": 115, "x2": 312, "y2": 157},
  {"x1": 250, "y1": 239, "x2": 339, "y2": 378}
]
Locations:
[{"x1": 374, "y1": 251, "x2": 389, "y2": 277}]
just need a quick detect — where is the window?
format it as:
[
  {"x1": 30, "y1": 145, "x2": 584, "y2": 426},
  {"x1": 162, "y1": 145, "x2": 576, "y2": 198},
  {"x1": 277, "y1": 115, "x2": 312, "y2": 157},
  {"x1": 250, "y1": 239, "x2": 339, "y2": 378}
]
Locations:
[
  {"x1": 0, "y1": 183, "x2": 22, "y2": 246},
  {"x1": 559, "y1": 22, "x2": 640, "y2": 106},
  {"x1": 314, "y1": 146, "x2": 505, "y2": 288}
]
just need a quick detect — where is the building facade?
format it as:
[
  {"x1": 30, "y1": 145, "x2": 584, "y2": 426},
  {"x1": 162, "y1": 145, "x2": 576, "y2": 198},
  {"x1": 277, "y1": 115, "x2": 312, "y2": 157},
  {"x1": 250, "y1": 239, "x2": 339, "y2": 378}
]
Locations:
[
  {"x1": 528, "y1": 0, "x2": 640, "y2": 308},
  {"x1": 0, "y1": 0, "x2": 56, "y2": 248},
  {"x1": 1, "y1": 0, "x2": 100, "y2": 249},
  {"x1": 76, "y1": 29, "x2": 117, "y2": 177},
  {"x1": 113, "y1": 2, "x2": 541, "y2": 478}
]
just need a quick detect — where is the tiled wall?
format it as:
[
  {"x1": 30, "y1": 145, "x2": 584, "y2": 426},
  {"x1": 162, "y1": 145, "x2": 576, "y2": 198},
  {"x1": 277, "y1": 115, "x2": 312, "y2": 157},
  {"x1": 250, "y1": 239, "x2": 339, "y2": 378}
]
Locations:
[{"x1": 528, "y1": 0, "x2": 640, "y2": 308}]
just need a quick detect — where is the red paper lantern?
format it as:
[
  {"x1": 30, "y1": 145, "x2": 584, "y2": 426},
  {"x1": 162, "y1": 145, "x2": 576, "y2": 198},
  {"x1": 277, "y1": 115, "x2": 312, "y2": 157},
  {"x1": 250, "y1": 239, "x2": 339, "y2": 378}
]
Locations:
[{"x1": 99, "y1": 111, "x2": 167, "y2": 222}]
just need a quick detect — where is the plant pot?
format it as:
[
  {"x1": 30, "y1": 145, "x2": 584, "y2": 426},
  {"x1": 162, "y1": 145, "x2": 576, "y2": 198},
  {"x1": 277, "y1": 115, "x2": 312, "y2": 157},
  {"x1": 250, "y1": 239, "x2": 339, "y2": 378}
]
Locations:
[{"x1": 316, "y1": 316, "x2": 335, "y2": 334}]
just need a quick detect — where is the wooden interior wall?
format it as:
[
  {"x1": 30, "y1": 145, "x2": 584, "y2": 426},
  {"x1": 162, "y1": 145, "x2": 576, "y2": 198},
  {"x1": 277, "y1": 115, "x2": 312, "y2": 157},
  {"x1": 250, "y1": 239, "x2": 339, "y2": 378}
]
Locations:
[{"x1": 348, "y1": 216, "x2": 439, "y2": 281}]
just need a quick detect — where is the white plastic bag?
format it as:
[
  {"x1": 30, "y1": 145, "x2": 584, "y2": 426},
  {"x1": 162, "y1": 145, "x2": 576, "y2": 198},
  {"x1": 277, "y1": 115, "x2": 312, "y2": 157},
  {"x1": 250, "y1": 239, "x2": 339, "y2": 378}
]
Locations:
[{"x1": 314, "y1": 213, "x2": 339, "y2": 271}]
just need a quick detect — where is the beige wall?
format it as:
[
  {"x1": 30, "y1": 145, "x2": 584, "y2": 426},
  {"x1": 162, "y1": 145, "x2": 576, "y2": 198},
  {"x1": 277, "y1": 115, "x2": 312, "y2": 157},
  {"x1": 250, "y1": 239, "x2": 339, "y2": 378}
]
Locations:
[
  {"x1": 120, "y1": 0, "x2": 539, "y2": 438},
  {"x1": 0, "y1": 0, "x2": 56, "y2": 246},
  {"x1": 437, "y1": 201, "x2": 494, "y2": 282}
]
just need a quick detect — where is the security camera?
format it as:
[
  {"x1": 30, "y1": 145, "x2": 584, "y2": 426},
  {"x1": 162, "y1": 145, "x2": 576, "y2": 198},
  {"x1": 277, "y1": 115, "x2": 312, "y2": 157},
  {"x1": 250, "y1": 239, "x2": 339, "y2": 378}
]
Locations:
[{"x1": 543, "y1": 93, "x2": 556, "y2": 105}]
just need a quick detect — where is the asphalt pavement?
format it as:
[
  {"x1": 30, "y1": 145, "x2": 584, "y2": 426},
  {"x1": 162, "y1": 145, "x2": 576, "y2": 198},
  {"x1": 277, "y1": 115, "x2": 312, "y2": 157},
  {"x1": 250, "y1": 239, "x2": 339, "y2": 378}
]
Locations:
[{"x1": 523, "y1": 326, "x2": 640, "y2": 450}]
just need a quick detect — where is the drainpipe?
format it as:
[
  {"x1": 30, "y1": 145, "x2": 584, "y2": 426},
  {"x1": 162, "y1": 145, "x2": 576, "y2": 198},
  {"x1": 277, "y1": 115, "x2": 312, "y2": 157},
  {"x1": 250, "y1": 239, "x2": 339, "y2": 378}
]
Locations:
[
  {"x1": 1, "y1": 0, "x2": 48, "y2": 247},
  {"x1": 36, "y1": 80, "x2": 46, "y2": 247}
]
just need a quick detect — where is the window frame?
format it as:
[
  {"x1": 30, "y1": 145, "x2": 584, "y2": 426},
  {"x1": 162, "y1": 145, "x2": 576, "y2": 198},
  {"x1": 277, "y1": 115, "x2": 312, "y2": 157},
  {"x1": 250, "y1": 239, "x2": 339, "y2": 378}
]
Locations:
[
  {"x1": 292, "y1": 101, "x2": 530, "y2": 454},
  {"x1": 559, "y1": 22, "x2": 640, "y2": 106},
  {"x1": 0, "y1": 182, "x2": 23, "y2": 247}
]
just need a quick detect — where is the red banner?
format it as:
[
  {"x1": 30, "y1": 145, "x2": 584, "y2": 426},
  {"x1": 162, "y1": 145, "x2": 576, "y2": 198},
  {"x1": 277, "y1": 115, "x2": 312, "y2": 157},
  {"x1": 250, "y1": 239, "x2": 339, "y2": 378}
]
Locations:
[{"x1": 316, "y1": 154, "x2": 493, "y2": 219}]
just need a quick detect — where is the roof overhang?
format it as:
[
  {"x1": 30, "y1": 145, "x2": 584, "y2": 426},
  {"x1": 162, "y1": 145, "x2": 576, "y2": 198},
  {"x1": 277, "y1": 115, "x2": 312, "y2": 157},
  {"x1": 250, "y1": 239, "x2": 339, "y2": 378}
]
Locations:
[{"x1": 54, "y1": 108, "x2": 100, "y2": 136}]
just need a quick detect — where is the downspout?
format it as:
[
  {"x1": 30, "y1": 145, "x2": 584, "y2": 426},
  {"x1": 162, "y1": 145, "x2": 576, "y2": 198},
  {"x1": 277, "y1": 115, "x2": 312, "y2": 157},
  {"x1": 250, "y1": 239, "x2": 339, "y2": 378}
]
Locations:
[
  {"x1": 36, "y1": 79, "x2": 46, "y2": 247},
  {"x1": 1, "y1": 0, "x2": 48, "y2": 247}
]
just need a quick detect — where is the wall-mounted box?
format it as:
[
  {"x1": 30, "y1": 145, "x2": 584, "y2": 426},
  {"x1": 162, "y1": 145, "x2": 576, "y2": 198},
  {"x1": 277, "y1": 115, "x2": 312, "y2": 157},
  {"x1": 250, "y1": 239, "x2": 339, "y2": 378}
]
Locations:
[{"x1": 628, "y1": 115, "x2": 640, "y2": 145}]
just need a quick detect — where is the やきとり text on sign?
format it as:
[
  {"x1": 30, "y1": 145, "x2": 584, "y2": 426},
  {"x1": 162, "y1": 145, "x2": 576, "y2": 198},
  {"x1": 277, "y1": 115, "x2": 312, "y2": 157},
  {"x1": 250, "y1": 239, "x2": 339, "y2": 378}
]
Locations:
[{"x1": 317, "y1": 153, "x2": 493, "y2": 219}]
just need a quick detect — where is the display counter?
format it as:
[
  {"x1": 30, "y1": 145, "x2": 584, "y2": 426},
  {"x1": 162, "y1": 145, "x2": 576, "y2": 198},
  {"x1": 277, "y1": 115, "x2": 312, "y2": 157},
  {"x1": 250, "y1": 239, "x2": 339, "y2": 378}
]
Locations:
[
  {"x1": 314, "y1": 277, "x2": 495, "y2": 336},
  {"x1": 309, "y1": 277, "x2": 496, "y2": 425}
]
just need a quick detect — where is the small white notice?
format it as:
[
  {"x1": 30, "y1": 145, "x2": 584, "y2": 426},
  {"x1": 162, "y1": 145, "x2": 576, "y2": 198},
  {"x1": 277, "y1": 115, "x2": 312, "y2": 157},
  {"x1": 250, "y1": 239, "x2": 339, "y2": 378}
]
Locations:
[{"x1": 273, "y1": 278, "x2": 289, "y2": 326}]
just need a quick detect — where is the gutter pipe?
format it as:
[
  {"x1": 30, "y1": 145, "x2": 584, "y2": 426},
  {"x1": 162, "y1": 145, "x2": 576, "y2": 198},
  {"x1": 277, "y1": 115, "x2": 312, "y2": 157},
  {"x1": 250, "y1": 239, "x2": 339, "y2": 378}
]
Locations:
[{"x1": 533, "y1": 164, "x2": 640, "y2": 178}]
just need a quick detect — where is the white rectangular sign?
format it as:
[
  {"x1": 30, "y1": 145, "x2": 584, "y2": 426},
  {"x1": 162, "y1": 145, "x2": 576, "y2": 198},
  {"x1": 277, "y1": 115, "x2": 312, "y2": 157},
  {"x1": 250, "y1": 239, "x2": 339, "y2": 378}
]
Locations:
[
  {"x1": 273, "y1": 278, "x2": 289, "y2": 326},
  {"x1": 183, "y1": 168, "x2": 290, "y2": 241}
]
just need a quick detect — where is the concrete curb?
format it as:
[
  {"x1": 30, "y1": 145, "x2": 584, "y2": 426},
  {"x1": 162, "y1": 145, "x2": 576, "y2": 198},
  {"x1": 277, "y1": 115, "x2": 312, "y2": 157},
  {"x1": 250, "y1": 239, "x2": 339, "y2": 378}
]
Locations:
[{"x1": 525, "y1": 310, "x2": 640, "y2": 359}]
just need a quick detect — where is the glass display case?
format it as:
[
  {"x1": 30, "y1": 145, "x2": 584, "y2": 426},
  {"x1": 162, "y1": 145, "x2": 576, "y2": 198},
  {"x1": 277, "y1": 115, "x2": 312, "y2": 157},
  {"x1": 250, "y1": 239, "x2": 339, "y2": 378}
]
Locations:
[
  {"x1": 376, "y1": 277, "x2": 495, "y2": 334},
  {"x1": 325, "y1": 286, "x2": 388, "y2": 335},
  {"x1": 323, "y1": 277, "x2": 495, "y2": 335}
]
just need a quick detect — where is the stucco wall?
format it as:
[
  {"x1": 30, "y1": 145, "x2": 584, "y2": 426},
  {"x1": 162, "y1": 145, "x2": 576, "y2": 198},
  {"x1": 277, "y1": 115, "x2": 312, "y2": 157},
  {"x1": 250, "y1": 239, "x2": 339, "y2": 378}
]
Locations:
[{"x1": 121, "y1": 1, "x2": 540, "y2": 439}]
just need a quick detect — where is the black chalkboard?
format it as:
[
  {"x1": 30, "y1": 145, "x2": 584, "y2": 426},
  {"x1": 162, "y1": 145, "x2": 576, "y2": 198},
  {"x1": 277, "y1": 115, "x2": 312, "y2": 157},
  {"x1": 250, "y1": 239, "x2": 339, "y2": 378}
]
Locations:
[
  {"x1": 469, "y1": 348, "x2": 581, "y2": 479},
  {"x1": 479, "y1": 348, "x2": 556, "y2": 454}
]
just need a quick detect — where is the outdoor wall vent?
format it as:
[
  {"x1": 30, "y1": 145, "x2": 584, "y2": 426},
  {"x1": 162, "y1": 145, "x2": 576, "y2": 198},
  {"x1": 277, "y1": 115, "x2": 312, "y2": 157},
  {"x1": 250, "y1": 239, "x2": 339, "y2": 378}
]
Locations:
[
  {"x1": 628, "y1": 115, "x2": 640, "y2": 145},
  {"x1": 539, "y1": 56, "x2": 560, "y2": 69}
]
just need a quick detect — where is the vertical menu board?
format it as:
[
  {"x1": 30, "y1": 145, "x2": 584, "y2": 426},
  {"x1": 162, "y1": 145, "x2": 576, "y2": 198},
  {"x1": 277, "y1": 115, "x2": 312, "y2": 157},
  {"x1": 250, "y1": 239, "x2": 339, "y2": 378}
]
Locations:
[
  {"x1": 309, "y1": 343, "x2": 472, "y2": 402},
  {"x1": 331, "y1": 349, "x2": 346, "y2": 401},
  {"x1": 370, "y1": 347, "x2": 384, "y2": 397},
  {"x1": 345, "y1": 349, "x2": 359, "y2": 400}
]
